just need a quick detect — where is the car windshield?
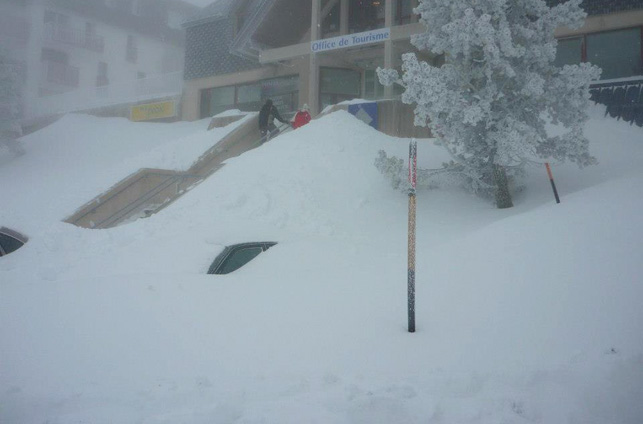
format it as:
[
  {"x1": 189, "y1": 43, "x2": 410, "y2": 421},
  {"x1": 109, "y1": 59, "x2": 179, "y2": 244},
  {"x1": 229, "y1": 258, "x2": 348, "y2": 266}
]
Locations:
[
  {"x1": 208, "y1": 242, "x2": 276, "y2": 275},
  {"x1": 0, "y1": 232, "x2": 24, "y2": 255}
]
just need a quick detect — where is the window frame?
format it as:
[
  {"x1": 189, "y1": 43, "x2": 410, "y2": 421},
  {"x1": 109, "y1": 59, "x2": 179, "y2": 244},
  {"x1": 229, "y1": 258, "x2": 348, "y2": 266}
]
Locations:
[{"x1": 556, "y1": 26, "x2": 643, "y2": 81}]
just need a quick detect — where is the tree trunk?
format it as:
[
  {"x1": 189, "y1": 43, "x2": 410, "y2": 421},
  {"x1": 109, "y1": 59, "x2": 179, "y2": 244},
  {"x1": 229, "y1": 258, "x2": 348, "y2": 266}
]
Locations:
[{"x1": 493, "y1": 164, "x2": 513, "y2": 209}]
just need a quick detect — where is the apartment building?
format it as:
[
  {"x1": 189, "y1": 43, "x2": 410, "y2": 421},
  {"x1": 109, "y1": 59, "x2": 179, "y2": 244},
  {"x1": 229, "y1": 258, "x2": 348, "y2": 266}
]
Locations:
[
  {"x1": 181, "y1": 0, "x2": 643, "y2": 121},
  {"x1": 0, "y1": 0, "x2": 200, "y2": 122}
]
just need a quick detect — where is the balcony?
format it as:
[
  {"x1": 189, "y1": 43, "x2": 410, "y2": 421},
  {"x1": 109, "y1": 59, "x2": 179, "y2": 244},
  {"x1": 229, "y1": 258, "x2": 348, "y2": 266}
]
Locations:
[
  {"x1": 42, "y1": 61, "x2": 80, "y2": 88},
  {"x1": 43, "y1": 24, "x2": 104, "y2": 53}
]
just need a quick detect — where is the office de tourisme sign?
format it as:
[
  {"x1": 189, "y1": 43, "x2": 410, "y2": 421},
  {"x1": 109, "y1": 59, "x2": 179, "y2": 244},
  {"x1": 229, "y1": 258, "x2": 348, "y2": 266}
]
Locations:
[{"x1": 311, "y1": 27, "x2": 391, "y2": 53}]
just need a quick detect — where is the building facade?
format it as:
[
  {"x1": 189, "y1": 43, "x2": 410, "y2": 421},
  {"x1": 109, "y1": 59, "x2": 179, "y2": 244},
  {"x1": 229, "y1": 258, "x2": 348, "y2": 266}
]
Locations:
[
  {"x1": 0, "y1": 0, "x2": 200, "y2": 122},
  {"x1": 182, "y1": 0, "x2": 643, "y2": 121}
]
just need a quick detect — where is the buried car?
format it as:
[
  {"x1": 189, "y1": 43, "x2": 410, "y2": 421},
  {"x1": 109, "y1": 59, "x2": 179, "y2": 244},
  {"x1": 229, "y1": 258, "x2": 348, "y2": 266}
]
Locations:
[
  {"x1": 208, "y1": 242, "x2": 276, "y2": 275},
  {"x1": 0, "y1": 227, "x2": 28, "y2": 257}
]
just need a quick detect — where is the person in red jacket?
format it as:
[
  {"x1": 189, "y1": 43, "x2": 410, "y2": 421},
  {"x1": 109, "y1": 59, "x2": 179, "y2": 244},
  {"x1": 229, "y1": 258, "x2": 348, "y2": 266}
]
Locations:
[{"x1": 292, "y1": 104, "x2": 312, "y2": 129}]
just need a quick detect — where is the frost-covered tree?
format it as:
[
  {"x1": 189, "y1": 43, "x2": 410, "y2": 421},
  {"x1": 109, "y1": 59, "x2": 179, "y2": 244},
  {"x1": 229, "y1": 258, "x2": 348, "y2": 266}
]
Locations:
[{"x1": 378, "y1": 0, "x2": 600, "y2": 208}]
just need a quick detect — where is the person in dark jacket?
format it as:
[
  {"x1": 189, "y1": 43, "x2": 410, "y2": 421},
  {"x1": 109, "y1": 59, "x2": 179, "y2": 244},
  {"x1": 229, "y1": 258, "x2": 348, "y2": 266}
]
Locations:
[{"x1": 258, "y1": 99, "x2": 289, "y2": 143}]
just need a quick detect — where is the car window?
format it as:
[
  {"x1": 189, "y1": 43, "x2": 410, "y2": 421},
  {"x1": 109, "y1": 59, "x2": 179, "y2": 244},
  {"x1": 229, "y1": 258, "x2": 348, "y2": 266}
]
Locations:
[
  {"x1": 217, "y1": 246, "x2": 264, "y2": 275},
  {"x1": 0, "y1": 233, "x2": 24, "y2": 255}
]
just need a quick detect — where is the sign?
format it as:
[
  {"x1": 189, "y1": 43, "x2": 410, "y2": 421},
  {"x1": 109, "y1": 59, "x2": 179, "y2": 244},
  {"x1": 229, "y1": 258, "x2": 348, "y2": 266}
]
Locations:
[
  {"x1": 131, "y1": 101, "x2": 176, "y2": 122},
  {"x1": 311, "y1": 28, "x2": 391, "y2": 53},
  {"x1": 348, "y1": 102, "x2": 378, "y2": 129}
]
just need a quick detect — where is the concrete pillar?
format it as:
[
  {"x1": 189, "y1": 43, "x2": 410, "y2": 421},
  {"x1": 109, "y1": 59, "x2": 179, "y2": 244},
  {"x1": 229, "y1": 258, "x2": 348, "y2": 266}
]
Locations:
[
  {"x1": 411, "y1": 0, "x2": 420, "y2": 23},
  {"x1": 309, "y1": 0, "x2": 321, "y2": 116},
  {"x1": 340, "y1": 0, "x2": 349, "y2": 35},
  {"x1": 384, "y1": 0, "x2": 396, "y2": 98}
]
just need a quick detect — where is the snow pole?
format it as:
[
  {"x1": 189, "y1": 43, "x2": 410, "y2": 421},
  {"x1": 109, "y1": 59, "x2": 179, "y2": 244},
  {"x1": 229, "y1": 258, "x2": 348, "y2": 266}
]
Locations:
[
  {"x1": 407, "y1": 139, "x2": 417, "y2": 333},
  {"x1": 545, "y1": 162, "x2": 560, "y2": 204}
]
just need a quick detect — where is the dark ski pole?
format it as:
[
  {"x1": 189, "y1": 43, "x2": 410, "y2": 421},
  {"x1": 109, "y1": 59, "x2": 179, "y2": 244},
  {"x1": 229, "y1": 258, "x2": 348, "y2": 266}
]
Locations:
[
  {"x1": 545, "y1": 162, "x2": 560, "y2": 204},
  {"x1": 407, "y1": 140, "x2": 417, "y2": 333}
]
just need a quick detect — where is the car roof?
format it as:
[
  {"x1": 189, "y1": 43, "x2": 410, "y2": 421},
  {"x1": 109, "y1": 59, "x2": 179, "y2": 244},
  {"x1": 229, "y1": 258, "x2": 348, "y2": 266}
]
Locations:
[{"x1": 0, "y1": 227, "x2": 29, "y2": 243}]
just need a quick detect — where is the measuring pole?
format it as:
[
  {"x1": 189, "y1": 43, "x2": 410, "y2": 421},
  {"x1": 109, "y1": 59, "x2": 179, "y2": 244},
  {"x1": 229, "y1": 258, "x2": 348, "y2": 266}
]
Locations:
[
  {"x1": 545, "y1": 162, "x2": 560, "y2": 204},
  {"x1": 407, "y1": 140, "x2": 417, "y2": 333}
]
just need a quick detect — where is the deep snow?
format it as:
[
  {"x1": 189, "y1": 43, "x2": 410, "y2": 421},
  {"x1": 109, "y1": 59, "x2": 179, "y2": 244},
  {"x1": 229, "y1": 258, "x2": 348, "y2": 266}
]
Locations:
[{"x1": 1, "y1": 107, "x2": 642, "y2": 423}]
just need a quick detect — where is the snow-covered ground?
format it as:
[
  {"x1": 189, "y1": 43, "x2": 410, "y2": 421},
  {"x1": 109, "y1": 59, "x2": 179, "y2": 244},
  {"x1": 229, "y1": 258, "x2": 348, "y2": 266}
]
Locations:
[{"x1": 1, "y1": 106, "x2": 642, "y2": 423}]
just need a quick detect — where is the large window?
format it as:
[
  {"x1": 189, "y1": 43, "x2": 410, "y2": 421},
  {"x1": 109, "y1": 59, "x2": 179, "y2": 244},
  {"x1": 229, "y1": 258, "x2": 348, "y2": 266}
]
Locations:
[
  {"x1": 554, "y1": 27, "x2": 643, "y2": 81},
  {"x1": 349, "y1": 0, "x2": 386, "y2": 33},
  {"x1": 320, "y1": 67, "x2": 361, "y2": 110},
  {"x1": 364, "y1": 69, "x2": 385, "y2": 99},
  {"x1": 555, "y1": 37, "x2": 582, "y2": 67},
  {"x1": 199, "y1": 75, "x2": 299, "y2": 119},
  {"x1": 396, "y1": 0, "x2": 415, "y2": 25},
  {"x1": 322, "y1": 3, "x2": 341, "y2": 37},
  {"x1": 587, "y1": 28, "x2": 642, "y2": 80}
]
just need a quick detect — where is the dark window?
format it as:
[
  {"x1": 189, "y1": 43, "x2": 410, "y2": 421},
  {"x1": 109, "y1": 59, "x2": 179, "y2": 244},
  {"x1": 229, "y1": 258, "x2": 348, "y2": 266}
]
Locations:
[
  {"x1": 586, "y1": 28, "x2": 642, "y2": 80},
  {"x1": 97, "y1": 61, "x2": 109, "y2": 86},
  {"x1": 217, "y1": 246, "x2": 264, "y2": 275},
  {"x1": 322, "y1": 3, "x2": 341, "y2": 37},
  {"x1": 349, "y1": 0, "x2": 385, "y2": 33},
  {"x1": 396, "y1": 0, "x2": 415, "y2": 25},
  {"x1": 320, "y1": 67, "x2": 361, "y2": 110},
  {"x1": 126, "y1": 35, "x2": 138, "y2": 63},
  {"x1": 0, "y1": 233, "x2": 24, "y2": 255},
  {"x1": 200, "y1": 76, "x2": 299, "y2": 118},
  {"x1": 555, "y1": 37, "x2": 583, "y2": 67}
]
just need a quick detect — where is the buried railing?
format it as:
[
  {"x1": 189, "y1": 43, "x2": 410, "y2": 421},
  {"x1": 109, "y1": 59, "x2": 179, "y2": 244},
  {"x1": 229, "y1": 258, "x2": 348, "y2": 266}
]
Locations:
[{"x1": 65, "y1": 115, "x2": 294, "y2": 229}]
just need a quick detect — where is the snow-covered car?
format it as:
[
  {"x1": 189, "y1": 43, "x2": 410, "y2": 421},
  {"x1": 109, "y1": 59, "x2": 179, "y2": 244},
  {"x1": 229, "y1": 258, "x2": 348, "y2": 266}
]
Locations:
[
  {"x1": 0, "y1": 227, "x2": 28, "y2": 257},
  {"x1": 208, "y1": 242, "x2": 276, "y2": 275}
]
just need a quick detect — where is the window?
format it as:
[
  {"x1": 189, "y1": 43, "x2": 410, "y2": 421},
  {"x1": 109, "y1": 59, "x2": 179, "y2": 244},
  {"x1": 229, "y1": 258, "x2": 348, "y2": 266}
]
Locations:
[
  {"x1": 555, "y1": 37, "x2": 582, "y2": 67},
  {"x1": 126, "y1": 35, "x2": 138, "y2": 63},
  {"x1": 97, "y1": 61, "x2": 108, "y2": 86},
  {"x1": 322, "y1": 2, "x2": 341, "y2": 37},
  {"x1": 200, "y1": 76, "x2": 300, "y2": 118},
  {"x1": 586, "y1": 28, "x2": 642, "y2": 80},
  {"x1": 320, "y1": 67, "x2": 361, "y2": 110},
  {"x1": 44, "y1": 10, "x2": 69, "y2": 27},
  {"x1": 396, "y1": 0, "x2": 415, "y2": 25},
  {"x1": 201, "y1": 85, "x2": 235, "y2": 118},
  {"x1": 349, "y1": 0, "x2": 386, "y2": 33},
  {"x1": 364, "y1": 69, "x2": 385, "y2": 99}
]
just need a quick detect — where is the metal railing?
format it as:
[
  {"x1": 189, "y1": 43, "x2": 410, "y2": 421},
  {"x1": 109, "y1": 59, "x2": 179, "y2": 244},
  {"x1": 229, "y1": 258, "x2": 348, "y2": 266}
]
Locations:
[
  {"x1": 26, "y1": 71, "x2": 184, "y2": 119},
  {"x1": 43, "y1": 23, "x2": 105, "y2": 53}
]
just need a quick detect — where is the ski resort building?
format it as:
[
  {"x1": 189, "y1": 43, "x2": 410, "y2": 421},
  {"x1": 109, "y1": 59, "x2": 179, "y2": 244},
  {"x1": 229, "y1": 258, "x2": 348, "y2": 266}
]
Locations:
[
  {"x1": 181, "y1": 0, "x2": 643, "y2": 122},
  {"x1": 0, "y1": 0, "x2": 200, "y2": 124}
]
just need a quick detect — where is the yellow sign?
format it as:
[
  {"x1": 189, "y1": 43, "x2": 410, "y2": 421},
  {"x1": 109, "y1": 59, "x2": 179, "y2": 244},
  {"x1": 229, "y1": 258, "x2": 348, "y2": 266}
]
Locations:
[{"x1": 130, "y1": 101, "x2": 176, "y2": 122}]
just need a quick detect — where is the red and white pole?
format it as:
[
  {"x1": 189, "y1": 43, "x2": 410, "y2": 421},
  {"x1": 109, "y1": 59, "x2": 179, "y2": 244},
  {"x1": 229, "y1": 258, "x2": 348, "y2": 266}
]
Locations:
[
  {"x1": 408, "y1": 140, "x2": 417, "y2": 333},
  {"x1": 545, "y1": 162, "x2": 560, "y2": 204}
]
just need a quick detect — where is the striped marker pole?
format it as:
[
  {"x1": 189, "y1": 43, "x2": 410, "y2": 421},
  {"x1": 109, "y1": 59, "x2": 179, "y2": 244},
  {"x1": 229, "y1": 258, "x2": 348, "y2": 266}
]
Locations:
[
  {"x1": 408, "y1": 140, "x2": 417, "y2": 333},
  {"x1": 545, "y1": 163, "x2": 560, "y2": 204}
]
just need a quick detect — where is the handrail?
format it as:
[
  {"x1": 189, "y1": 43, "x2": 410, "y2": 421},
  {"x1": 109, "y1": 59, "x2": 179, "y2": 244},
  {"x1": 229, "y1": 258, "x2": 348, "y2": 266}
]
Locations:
[{"x1": 66, "y1": 116, "x2": 295, "y2": 229}]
